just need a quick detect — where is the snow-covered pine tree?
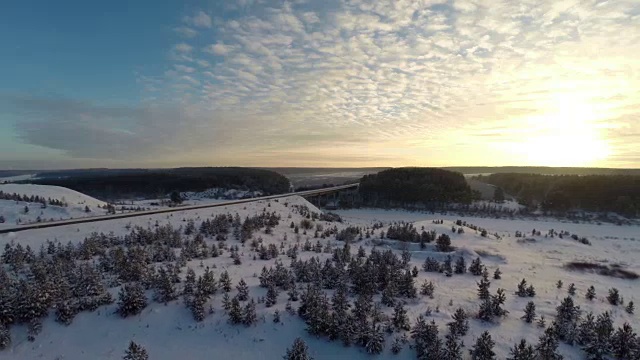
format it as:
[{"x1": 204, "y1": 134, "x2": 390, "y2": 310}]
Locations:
[
  {"x1": 123, "y1": 341, "x2": 148, "y2": 360},
  {"x1": 183, "y1": 268, "x2": 196, "y2": 298},
  {"x1": 421, "y1": 280, "x2": 435, "y2": 298},
  {"x1": 555, "y1": 296, "x2": 580, "y2": 345},
  {"x1": 443, "y1": 333, "x2": 463, "y2": 360},
  {"x1": 242, "y1": 298, "x2": 257, "y2": 326},
  {"x1": 469, "y1": 257, "x2": 483, "y2": 276},
  {"x1": 266, "y1": 284, "x2": 278, "y2": 308},
  {"x1": 0, "y1": 323, "x2": 10, "y2": 350},
  {"x1": 236, "y1": 279, "x2": 249, "y2": 301},
  {"x1": 535, "y1": 324, "x2": 562, "y2": 360},
  {"x1": 154, "y1": 266, "x2": 177, "y2": 304},
  {"x1": 625, "y1": 301, "x2": 634, "y2": 314},
  {"x1": 220, "y1": 271, "x2": 232, "y2": 293},
  {"x1": 391, "y1": 337, "x2": 403, "y2": 354},
  {"x1": 585, "y1": 286, "x2": 596, "y2": 301},
  {"x1": 273, "y1": 309, "x2": 281, "y2": 323},
  {"x1": 568, "y1": 283, "x2": 576, "y2": 296},
  {"x1": 454, "y1": 256, "x2": 466, "y2": 274},
  {"x1": 477, "y1": 274, "x2": 491, "y2": 300},
  {"x1": 516, "y1": 279, "x2": 528, "y2": 297},
  {"x1": 228, "y1": 296, "x2": 243, "y2": 324},
  {"x1": 392, "y1": 302, "x2": 410, "y2": 331},
  {"x1": 507, "y1": 339, "x2": 535, "y2": 360},
  {"x1": 607, "y1": 288, "x2": 621, "y2": 305},
  {"x1": 556, "y1": 280, "x2": 563, "y2": 289},
  {"x1": 522, "y1": 301, "x2": 536, "y2": 323},
  {"x1": 117, "y1": 283, "x2": 148, "y2": 318},
  {"x1": 447, "y1": 308, "x2": 469, "y2": 337},
  {"x1": 365, "y1": 323, "x2": 385, "y2": 354},
  {"x1": 493, "y1": 268, "x2": 502, "y2": 280},
  {"x1": 583, "y1": 311, "x2": 614, "y2": 360},
  {"x1": 577, "y1": 312, "x2": 595, "y2": 346},
  {"x1": 470, "y1": 331, "x2": 496, "y2": 360},
  {"x1": 55, "y1": 301, "x2": 76, "y2": 325},
  {"x1": 284, "y1": 338, "x2": 313, "y2": 360},
  {"x1": 611, "y1": 322, "x2": 637, "y2": 360}
]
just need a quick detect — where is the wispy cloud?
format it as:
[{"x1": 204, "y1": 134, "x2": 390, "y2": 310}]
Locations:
[{"x1": 10, "y1": 0, "x2": 640, "y2": 167}]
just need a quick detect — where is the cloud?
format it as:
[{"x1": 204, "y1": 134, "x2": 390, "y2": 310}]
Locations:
[
  {"x1": 185, "y1": 11, "x2": 212, "y2": 28},
  {"x1": 173, "y1": 43, "x2": 193, "y2": 53},
  {"x1": 203, "y1": 43, "x2": 234, "y2": 56},
  {"x1": 10, "y1": 1, "x2": 640, "y2": 167},
  {"x1": 174, "y1": 26, "x2": 197, "y2": 38}
]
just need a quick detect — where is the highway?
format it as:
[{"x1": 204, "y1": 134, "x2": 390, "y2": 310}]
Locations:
[{"x1": 0, "y1": 183, "x2": 358, "y2": 234}]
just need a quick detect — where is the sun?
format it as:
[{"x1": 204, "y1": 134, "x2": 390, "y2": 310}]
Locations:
[{"x1": 506, "y1": 93, "x2": 612, "y2": 167}]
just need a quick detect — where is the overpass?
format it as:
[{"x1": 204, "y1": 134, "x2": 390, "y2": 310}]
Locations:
[{"x1": 0, "y1": 183, "x2": 358, "y2": 234}]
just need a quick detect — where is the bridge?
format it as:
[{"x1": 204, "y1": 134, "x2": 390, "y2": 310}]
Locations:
[{"x1": 0, "y1": 183, "x2": 358, "y2": 234}]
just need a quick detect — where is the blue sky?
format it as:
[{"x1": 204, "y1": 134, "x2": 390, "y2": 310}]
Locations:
[{"x1": 1, "y1": 0, "x2": 639, "y2": 169}]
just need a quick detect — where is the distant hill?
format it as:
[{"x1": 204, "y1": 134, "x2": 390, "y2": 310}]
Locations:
[
  {"x1": 26, "y1": 167, "x2": 290, "y2": 201},
  {"x1": 477, "y1": 173, "x2": 640, "y2": 217},
  {"x1": 443, "y1": 166, "x2": 640, "y2": 175},
  {"x1": 358, "y1": 167, "x2": 473, "y2": 207}
]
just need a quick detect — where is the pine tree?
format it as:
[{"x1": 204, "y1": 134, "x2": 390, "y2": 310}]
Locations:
[
  {"x1": 0, "y1": 323, "x2": 11, "y2": 350},
  {"x1": 288, "y1": 285, "x2": 299, "y2": 302},
  {"x1": 391, "y1": 337, "x2": 403, "y2": 354},
  {"x1": 448, "y1": 308, "x2": 469, "y2": 337},
  {"x1": 228, "y1": 297, "x2": 243, "y2": 324},
  {"x1": 507, "y1": 339, "x2": 535, "y2": 360},
  {"x1": 242, "y1": 299, "x2": 257, "y2": 326},
  {"x1": 535, "y1": 325, "x2": 562, "y2": 360},
  {"x1": 443, "y1": 333, "x2": 463, "y2": 360},
  {"x1": 516, "y1": 279, "x2": 528, "y2": 297},
  {"x1": 117, "y1": 283, "x2": 148, "y2": 318},
  {"x1": 436, "y1": 234, "x2": 452, "y2": 252},
  {"x1": 477, "y1": 274, "x2": 491, "y2": 300},
  {"x1": 123, "y1": 341, "x2": 149, "y2": 360},
  {"x1": 454, "y1": 256, "x2": 466, "y2": 274},
  {"x1": 284, "y1": 338, "x2": 313, "y2": 360},
  {"x1": 273, "y1": 309, "x2": 281, "y2": 323},
  {"x1": 420, "y1": 280, "x2": 435, "y2": 298},
  {"x1": 55, "y1": 301, "x2": 76, "y2": 325},
  {"x1": 236, "y1": 279, "x2": 249, "y2": 301},
  {"x1": 220, "y1": 271, "x2": 232, "y2": 293},
  {"x1": 469, "y1": 257, "x2": 483, "y2": 275},
  {"x1": 585, "y1": 286, "x2": 596, "y2": 301},
  {"x1": 470, "y1": 331, "x2": 496, "y2": 360},
  {"x1": 155, "y1": 267, "x2": 177, "y2": 304},
  {"x1": 577, "y1": 312, "x2": 596, "y2": 346},
  {"x1": 556, "y1": 280, "x2": 563, "y2": 289},
  {"x1": 537, "y1": 315, "x2": 546, "y2": 328},
  {"x1": 392, "y1": 302, "x2": 410, "y2": 331},
  {"x1": 522, "y1": 301, "x2": 536, "y2": 323},
  {"x1": 568, "y1": 283, "x2": 576, "y2": 296},
  {"x1": 607, "y1": 288, "x2": 621, "y2": 306},
  {"x1": 183, "y1": 268, "x2": 196, "y2": 298},
  {"x1": 555, "y1": 296, "x2": 580, "y2": 344},
  {"x1": 365, "y1": 323, "x2": 385, "y2": 354},
  {"x1": 626, "y1": 301, "x2": 634, "y2": 315},
  {"x1": 266, "y1": 284, "x2": 278, "y2": 308},
  {"x1": 584, "y1": 312, "x2": 614, "y2": 360},
  {"x1": 611, "y1": 323, "x2": 637, "y2": 360},
  {"x1": 190, "y1": 294, "x2": 206, "y2": 322},
  {"x1": 493, "y1": 268, "x2": 502, "y2": 280}
]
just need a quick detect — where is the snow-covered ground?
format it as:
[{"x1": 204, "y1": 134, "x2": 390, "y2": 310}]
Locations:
[
  {"x1": 0, "y1": 195, "x2": 638, "y2": 359},
  {"x1": 0, "y1": 183, "x2": 107, "y2": 227}
]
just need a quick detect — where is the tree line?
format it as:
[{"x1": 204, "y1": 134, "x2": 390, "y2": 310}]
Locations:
[
  {"x1": 358, "y1": 168, "x2": 474, "y2": 208},
  {"x1": 477, "y1": 173, "x2": 640, "y2": 217},
  {"x1": 27, "y1": 167, "x2": 291, "y2": 201}
]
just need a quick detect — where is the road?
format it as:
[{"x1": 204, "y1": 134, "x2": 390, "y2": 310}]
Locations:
[{"x1": 0, "y1": 183, "x2": 358, "y2": 234}]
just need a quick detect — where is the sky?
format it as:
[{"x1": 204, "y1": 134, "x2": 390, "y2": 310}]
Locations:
[{"x1": 1, "y1": 0, "x2": 639, "y2": 170}]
